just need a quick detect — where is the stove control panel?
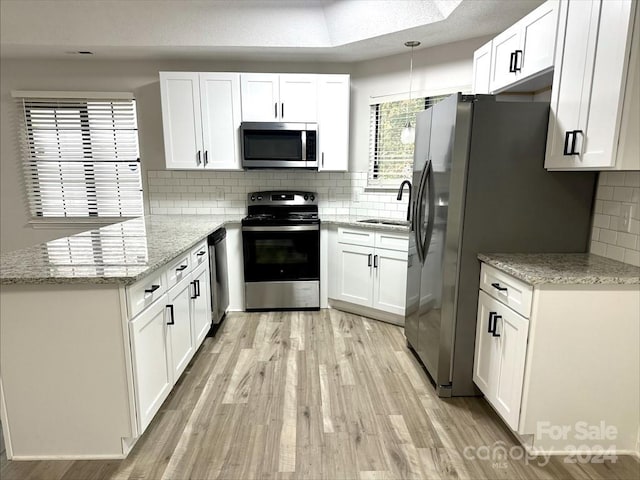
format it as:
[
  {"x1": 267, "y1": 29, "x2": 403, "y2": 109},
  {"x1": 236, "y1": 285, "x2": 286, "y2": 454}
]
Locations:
[{"x1": 247, "y1": 191, "x2": 318, "y2": 206}]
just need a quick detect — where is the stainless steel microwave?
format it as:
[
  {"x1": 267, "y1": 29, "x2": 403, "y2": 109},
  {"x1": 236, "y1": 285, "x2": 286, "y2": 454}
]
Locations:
[{"x1": 240, "y1": 122, "x2": 318, "y2": 169}]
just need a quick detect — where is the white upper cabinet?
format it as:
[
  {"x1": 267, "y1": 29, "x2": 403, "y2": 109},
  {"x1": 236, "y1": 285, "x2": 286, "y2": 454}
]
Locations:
[
  {"x1": 317, "y1": 74, "x2": 350, "y2": 171},
  {"x1": 545, "y1": 0, "x2": 638, "y2": 170},
  {"x1": 160, "y1": 71, "x2": 241, "y2": 170},
  {"x1": 489, "y1": 0, "x2": 559, "y2": 93},
  {"x1": 240, "y1": 73, "x2": 317, "y2": 122},
  {"x1": 472, "y1": 41, "x2": 492, "y2": 94}
]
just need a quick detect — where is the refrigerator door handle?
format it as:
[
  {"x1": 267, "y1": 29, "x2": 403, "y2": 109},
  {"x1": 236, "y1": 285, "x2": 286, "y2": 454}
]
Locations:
[
  {"x1": 420, "y1": 159, "x2": 435, "y2": 264},
  {"x1": 413, "y1": 161, "x2": 429, "y2": 263}
]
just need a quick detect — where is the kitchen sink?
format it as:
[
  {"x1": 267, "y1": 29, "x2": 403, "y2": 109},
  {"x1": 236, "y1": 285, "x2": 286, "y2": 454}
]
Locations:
[{"x1": 357, "y1": 218, "x2": 410, "y2": 226}]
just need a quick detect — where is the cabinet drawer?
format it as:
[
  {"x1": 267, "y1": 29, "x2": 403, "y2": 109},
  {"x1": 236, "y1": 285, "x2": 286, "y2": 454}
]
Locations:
[
  {"x1": 337, "y1": 227, "x2": 375, "y2": 247},
  {"x1": 166, "y1": 254, "x2": 191, "y2": 289},
  {"x1": 375, "y1": 231, "x2": 408, "y2": 252},
  {"x1": 480, "y1": 263, "x2": 533, "y2": 318},
  {"x1": 127, "y1": 271, "x2": 167, "y2": 319},
  {"x1": 190, "y1": 240, "x2": 208, "y2": 268}
]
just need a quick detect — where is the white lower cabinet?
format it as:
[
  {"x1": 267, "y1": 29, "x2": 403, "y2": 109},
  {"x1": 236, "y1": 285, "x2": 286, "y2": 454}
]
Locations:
[
  {"x1": 330, "y1": 226, "x2": 409, "y2": 322},
  {"x1": 166, "y1": 275, "x2": 195, "y2": 380},
  {"x1": 473, "y1": 262, "x2": 640, "y2": 455},
  {"x1": 473, "y1": 290, "x2": 528, "y2": 431},
  {"x1": 191, "y1": 262, "x2": 212, "y2": 347},
  {"x1": 129, "y1": 295, "x2": 173, "y2": 433}
]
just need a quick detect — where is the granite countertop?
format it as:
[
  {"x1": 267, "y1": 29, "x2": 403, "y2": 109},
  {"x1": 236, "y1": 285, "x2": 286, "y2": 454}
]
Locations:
[
  {"x1": 0, "y1": 215, "x2": 241, "y2": 286},
  {"x1": 479, "y1": 253, "x2": 640, "y2": 286},
  {"x1": 321, "y1": 215, "x2": 410, "y2": 232}
]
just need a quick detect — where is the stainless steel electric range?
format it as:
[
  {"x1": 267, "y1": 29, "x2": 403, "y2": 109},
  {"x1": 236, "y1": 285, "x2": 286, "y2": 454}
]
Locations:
[{"x1": 241, "y1": 191, "x2": 320, "y2": 311}]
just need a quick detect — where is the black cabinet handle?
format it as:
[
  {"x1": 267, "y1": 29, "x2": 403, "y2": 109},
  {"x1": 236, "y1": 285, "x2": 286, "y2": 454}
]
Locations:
[
  {"x1": 204, "y1": 150, "x2": 209, "y2": 166},
  {"x1": 491, "y1": 282, "x2": 508, "y2": 292},
  {"x1": 196, "y1": 250, "x2": 206, "y2": 256},
  {"x1": 176, "y1": 264, "x2": 188, "y2": 272},
  {"x1": 514, "y1": 50, "x2": 523, "y2": 72},
  {"x1": 488, "y1": 311, "x2": 497, "y2": 333},
  {"x1": 166, "y1": 305, "x2": 175, "y2": 325},
  {"x1": 322, "y1": 152, "x2": 325, "y2": 168},
  {"x1": 274, "y1": 102, "x2": 278, "y2": 118},
  {"x1": 368, "y1": 253, "x2": 372, "y2": 267},
  {"x1": 190, "y1": 281, "x2": 197, "y2": 299},
  {"x1": 563, "y1": 130, "x2": 583, "y2": 156},
  {"x1": 374, "y1": 255, "x2": 378, "y2": 268},
  {"x1": 281, "y1": 103, "x2": 284, "y2": 118},
  {"x1": 195, "y1": 279, "x2": 200, "y2": 297},
  {"x1": 144, "y1": 284, "x2": 160, "y2": 294},
  {"x1": 509, "y1": 51, "x2": 517, "y2": 73},
  {"x1": 196, "y1": 150, "x2": 202, "y2": 165},
  {"x1": 492, "y1": 315, "x2": 502, "y2": 337}
]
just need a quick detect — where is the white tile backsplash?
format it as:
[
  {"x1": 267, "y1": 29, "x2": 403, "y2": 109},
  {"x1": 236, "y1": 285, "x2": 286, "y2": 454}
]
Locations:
[
  {"x1": 590, "y1": 171, "x2": 640, "y2": 266},
  {"x1": 147, "y1": 170, "x2": 408, "y2": 220}
]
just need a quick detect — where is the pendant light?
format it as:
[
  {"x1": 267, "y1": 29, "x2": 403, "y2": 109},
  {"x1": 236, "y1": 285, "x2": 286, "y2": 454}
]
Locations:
[{"x1": 400, "y1": 40, "x2": 421, "y2": 145}]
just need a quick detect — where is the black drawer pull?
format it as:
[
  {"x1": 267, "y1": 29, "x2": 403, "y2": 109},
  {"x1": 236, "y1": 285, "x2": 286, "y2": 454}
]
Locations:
[
  {"x1": 368, "y1": 254, "x2": 372, "y2": 267},
  {"x1": 144, "y1": 284, "x2": 160, "y2": 294},
  {"x1": 196, "y1": 250, "x2": 206, "y2": 256},
  {"x1": 176, "y1": 264, "x2": 188, "y2": 272},
  {"x1": 166, "y1": 305, "x2": 175, "y2": 325},
  {"x1": 492, "y1": 315, "x2": 502, "y2": 337},
  {"x1": 491, "y1": 282, "x2": 508, "y2": 292}
]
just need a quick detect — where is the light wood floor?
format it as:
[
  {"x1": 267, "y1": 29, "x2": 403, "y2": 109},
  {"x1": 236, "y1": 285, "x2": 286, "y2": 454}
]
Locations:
[{"x1": 1, "y1": 310, "x2": 638, "y2": 480}]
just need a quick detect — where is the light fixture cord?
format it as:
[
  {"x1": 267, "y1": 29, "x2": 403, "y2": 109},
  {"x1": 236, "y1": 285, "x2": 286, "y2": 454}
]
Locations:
[{"x1": 406, "y1": 45, "x2": 414, "y2": 125}]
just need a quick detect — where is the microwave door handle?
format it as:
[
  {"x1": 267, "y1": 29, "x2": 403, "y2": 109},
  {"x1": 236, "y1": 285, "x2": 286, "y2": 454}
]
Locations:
[{"x1": 301, "y1": 130, "x2": 307, "y2": 162}]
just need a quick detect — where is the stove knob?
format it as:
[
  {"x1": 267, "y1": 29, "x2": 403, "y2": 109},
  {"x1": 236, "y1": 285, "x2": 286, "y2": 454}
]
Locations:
[
  {"x1": 257, "y1": 195, "x2": 263, "y2": 201},
  {"x1": 304, "y1": 194, "x2": 309, "y2": 201},
  {"x1": 310, "y1": 195, "x2": 315, "y2": 201},
  {"x1": 250, "y1": 195, "x2": 256, "y2": 201}
]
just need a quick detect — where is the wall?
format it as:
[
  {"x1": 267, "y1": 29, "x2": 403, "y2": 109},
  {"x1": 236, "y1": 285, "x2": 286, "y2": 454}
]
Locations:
[
  {"x1": 590, "y1": 171, "x2": 640, "y2": 266},
  {"x1": 0, "y1": 37, "x2": 486, "y2": 252}
]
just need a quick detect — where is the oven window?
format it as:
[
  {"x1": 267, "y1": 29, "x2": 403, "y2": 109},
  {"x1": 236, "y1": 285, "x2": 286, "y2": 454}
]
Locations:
[
  {"x1": 243, "y1": 230, "x2": 319, "y2": 282},
  {"x1": 243, "y1": 130, "x2": 302, "y2": 161}
]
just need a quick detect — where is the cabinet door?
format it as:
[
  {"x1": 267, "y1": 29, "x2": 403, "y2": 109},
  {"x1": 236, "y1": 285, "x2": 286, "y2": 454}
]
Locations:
[
  {"x1": 335, "y1": 243, "x2": 373, "y2": 307},
  {"x1": 545, "y1": 0, "x2": 635, "y2": 169},
  {"x1": 159, "y1": 72, "x2": 204, "y2": 169},
  {"x1": 472, "y1": 41, "x2": 492, "y2": 94},
  {"x1": 191, "y1": 263, "x2": 212, "y2": 348},
  {"x1": 279, "y1": 74, "x2": 318, "y2": 122},
  {"x1": 200, "y1": 73, "x2": 242, "y2": 170},
  {"x1": 372, "y1": 248, "x2": 408, "y2": 315},
  {"x1": 489, "y1": 25, "x2": 521, "y2": 92},
  {"x1": 317, "y1": 75, "x2": 350, "y2": 171},
  {"x1": 519, "y1": 0, "x2": 558, "y2": 78},
  {"x1": 493, "y1": 302, "x2": 529, "y2": 431},
  {"x1": 240, "y1": 74, "x2": 280, "y2": 122},
  {"x1": 167, "y1": 276, "x2": 195, "y2": 380},
  {"x1": 473, "y1": 291, "x2": 501, "y2": 398},
  {"x1": 129, "y1": 295, "x2": 172, "y2": 433}
]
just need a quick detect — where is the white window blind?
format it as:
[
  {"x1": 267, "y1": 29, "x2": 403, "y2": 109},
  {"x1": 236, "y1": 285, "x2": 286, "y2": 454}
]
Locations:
[
  {"x1": 17, "y1": 95, "x2": 143, "y2": 218},
  {"x1": 368, "y1": 95, "x2": 448, "y2": 187}
]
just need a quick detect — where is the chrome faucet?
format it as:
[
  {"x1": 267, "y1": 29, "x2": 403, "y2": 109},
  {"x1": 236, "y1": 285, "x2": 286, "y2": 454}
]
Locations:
[{"x1": 397, "y1": 180, "x2": 412, "y2": 221}]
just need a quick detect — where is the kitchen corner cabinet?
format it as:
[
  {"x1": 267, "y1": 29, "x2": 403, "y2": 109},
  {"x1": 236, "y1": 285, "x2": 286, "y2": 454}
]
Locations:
[
  {"x1": 488, "y1": 0, "x2": 559, "y2": 93},
  {"x1": 160, "y1": 71, "x2": 241, "y2": 170},
  {"x1": 240, "y1": 73, "x2": 317, "y2": 122},
  {"x1": 472, "y1": 41, "x2": 492, "y2": 94},
  {"x1": 473, "y1": 262, "x2": 640, "y2": 454},
  {"x1": 317, "y1": 74, "x2": 350, "y2": 171},
  {"x1": 545, "y1": 0, "x2": 639, "y2": 170},
  {"x1": 329, "y1": 226, "x2": 409, "y2": 324}
]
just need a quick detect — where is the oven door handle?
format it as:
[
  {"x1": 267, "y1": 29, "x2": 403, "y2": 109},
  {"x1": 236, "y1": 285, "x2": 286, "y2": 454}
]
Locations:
[{"x1": 242, "y1": 225, "x2": 319, "y2": 232}]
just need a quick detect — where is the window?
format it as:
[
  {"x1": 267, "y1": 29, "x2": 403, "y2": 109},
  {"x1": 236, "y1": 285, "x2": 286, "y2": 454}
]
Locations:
[
  {"x1": 17, "y1": 94, "x2": 143, "y2": 218},
  {"x1": 368, "y1": 95, "x2": 448, "y2": 187}
]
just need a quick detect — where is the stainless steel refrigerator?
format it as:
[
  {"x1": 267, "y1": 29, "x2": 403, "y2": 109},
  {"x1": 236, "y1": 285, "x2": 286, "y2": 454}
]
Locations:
[{"x1": 405, "y1": 94, "x2": 596, "y2": 397}]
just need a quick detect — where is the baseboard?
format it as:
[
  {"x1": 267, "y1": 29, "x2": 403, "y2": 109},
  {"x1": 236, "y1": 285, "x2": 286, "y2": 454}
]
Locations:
[{"x1": 328, "y1": 299, "x2": 405, "y2": 326}]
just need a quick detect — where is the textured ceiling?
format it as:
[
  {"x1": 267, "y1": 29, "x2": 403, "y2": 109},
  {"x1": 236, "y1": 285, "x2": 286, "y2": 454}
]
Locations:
[{"x1": 0, "y1": 0, "x2": 544, "y2": 62}]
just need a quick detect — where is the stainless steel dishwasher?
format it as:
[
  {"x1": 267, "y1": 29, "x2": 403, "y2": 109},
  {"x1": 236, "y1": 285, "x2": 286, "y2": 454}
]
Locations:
[{"x1": 208, "y1": 227, "x2": 229, "y2": 326}]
